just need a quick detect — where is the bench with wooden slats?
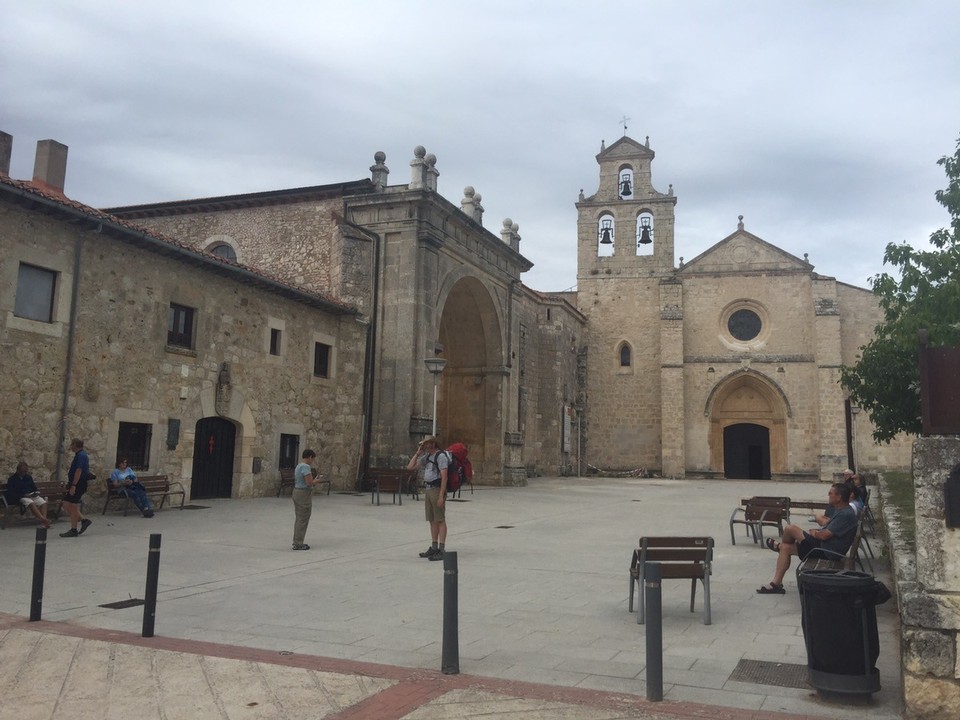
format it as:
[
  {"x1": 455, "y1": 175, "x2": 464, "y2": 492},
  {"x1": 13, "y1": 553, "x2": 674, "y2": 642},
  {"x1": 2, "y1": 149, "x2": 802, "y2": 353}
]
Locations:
[
  {"x1": 102, "y1": 475, "x2": 186, "y2": 515},
  {"x1": 629, "y1": 536, "x2": 714, "y2": 625},
  {"x1": 1, "y1": 480, "x2": 64, "y2": 529},
  {"x1": 276, "y1": 467, "x2": 330, "y2": 497}
]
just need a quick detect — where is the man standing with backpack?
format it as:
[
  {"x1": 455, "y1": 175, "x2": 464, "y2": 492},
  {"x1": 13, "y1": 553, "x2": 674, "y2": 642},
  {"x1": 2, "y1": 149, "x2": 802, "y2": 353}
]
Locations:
[{"x1": 407, "y1": 436, "x2": 448, "y2": 561}]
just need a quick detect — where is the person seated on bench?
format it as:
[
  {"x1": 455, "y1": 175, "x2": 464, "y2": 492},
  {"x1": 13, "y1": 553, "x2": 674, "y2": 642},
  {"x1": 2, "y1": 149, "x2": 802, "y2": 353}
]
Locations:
[
  {"x1": 756, "y1": 483, "x2": 857, "y2": 594},
  {"x1": 110, "y1": 459, "x2": 154, "y2": 518},
  {"x1": 6, "y1": 461, "x2": 50, "y2": 529}
]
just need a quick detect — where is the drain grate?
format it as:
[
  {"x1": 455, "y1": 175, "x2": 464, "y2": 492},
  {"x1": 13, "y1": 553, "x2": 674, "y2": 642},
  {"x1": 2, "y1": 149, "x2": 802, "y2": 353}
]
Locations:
[
  {"x1": 99, "y1": 598, "x2": 145, "y2": 610},
  {"x1": 729, "y1": 659, "x2": 810, "y2": 689},
  {"x1": 181, "y1": 504, "x2": 210, "y2": 510},
  {"x1": 495, "y1": 525, "x2": 515, "y2": 529}
]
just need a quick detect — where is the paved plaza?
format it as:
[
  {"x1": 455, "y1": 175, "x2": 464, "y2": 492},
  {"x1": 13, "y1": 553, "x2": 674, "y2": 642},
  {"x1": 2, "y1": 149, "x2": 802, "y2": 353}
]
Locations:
[{"x1": 0, "y1": 477, "x2": 902, "y2": 719}]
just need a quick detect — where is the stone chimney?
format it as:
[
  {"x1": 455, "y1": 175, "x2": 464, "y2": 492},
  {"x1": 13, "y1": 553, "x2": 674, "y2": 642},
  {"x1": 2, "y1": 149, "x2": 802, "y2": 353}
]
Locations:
[
  {"x1": 0, "y1": 131, "x2": 11, "y2": 176},
  {"x1": 33, "y1": 139, "x2": 68, "y2": 194}
]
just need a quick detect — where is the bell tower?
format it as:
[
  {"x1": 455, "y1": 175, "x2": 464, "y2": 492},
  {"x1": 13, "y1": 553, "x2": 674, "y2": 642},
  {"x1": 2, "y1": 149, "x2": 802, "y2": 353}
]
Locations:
[{"x1": 576, "y1": 135, "x2": 677, "y2": 278}]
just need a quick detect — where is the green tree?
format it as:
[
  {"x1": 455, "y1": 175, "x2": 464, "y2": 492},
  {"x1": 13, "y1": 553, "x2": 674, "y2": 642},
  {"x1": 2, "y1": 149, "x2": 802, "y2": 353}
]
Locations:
[{"x1": 841, "y1": 135, "x2": 960, "y2": 442}]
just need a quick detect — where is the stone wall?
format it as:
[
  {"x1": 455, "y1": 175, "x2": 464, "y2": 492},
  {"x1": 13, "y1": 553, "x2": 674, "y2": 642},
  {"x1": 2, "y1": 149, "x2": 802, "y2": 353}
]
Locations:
[
  {"x1": 1, "y1": 201, "x2": 365, "y2": 504},
  {"x1": 890, "y1": 437, "x2": 960, "y2": 718}
]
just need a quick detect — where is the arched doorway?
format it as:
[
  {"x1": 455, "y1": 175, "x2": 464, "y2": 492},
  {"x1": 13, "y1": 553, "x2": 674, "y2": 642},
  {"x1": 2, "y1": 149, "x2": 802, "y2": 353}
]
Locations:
[
  {"x1": 723, "y1": 423, "x2": 771, "y2": 479},
  {"x1": 191, "y1": 417, "x2": 236, "y2": 499},
  {"x1": 708, "y1": 371, "x2": 788, "y2": 478},
  {"x1": 437, "y1": 277, "x2": 503, "y2": 482}
]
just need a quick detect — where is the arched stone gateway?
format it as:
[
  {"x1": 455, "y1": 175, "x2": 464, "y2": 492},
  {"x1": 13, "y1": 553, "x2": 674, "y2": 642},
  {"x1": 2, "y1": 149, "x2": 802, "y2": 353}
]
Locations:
[
  {"x1": 707, "y1": 371, "x2": 788, "y2": 478},
  {"x1": 437, "y1": 276, "x2": 503, "y2": 485}
]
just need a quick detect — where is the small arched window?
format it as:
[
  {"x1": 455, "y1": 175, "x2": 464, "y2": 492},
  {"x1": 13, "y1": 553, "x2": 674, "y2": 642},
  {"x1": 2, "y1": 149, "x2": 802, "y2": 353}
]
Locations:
[
  {"x1": 636, "y1": 212, "x2": 654, "y2": 256},
  {"x1": 209, "y1": 243, "x2": 238, "y2": 263},
  {"x1": 619, "y1": 343, "x2": 632, "y2": 367},
  {"x1": 597, "y1": 213, "x2": 615, "y2": 257},
  {"x1": 618, "y1": 167, "x2": 634, "y2": 199}
]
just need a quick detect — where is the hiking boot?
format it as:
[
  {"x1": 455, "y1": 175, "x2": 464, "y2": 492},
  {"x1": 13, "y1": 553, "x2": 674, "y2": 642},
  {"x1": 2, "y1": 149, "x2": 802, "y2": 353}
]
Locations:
[
  {"x1": 143, "y1": 510, "x2": 154, "y2": 518},
  {"x1": 59, "y1": 528, "x2": 79, "y2": 538},
  {"x1": 419, "y1": 546, "x2": 439, "y2": 558},
  {"x1": 292, "y1": 543, "x2": 310, "y2": 551},
  {"x1": 79, "y1": 518, "x2": 92, "y2": 535},
  {"x1": 428, "y1": 549, "x2": 445, "y2": 561}
]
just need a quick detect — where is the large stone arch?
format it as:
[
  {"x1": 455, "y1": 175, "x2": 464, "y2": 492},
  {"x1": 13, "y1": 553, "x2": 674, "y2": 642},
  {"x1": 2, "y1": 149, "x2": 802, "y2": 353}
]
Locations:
[
  {"x1": 706, "y1": 370, "x2": 789, "y2": 477},
  {"x1": 436, "y1": 275, "x2": 504, "y2": 484}
]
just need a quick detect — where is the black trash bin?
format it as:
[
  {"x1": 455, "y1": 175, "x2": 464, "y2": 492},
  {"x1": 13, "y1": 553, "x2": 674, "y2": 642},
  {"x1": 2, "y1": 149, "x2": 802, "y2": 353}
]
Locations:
[{"x1": 798, "y1": 569, "x2": 891, "y2": 694}]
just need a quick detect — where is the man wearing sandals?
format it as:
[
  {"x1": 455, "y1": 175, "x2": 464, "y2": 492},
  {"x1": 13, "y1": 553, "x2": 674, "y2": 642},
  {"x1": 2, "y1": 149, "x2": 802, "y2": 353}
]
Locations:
[{"x1": 757, "y1": 483, "x2": 857, "y2": 594}]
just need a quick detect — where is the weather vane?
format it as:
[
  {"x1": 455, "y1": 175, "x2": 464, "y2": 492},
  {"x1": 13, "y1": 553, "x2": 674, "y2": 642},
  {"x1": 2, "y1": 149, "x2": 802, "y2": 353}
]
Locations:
[{"x1": 620, "y1": 115, "x2": 630, "y2": 136}]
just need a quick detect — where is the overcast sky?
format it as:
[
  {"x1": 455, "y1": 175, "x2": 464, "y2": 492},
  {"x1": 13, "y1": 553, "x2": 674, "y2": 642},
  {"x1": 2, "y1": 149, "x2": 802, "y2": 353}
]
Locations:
[{"x1": 3, "y1": 1, "x2": 959, "y2": 292}]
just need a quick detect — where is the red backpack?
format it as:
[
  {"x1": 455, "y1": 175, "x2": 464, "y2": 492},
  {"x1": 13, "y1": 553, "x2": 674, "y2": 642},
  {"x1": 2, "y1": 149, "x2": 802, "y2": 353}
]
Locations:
[{"x1": 430, "y1": 443, "x2": 473, "y2": 495}]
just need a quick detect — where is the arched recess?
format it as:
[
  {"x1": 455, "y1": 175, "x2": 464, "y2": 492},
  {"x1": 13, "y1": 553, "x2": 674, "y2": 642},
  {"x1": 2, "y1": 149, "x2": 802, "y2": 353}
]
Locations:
[
  {"x1": 707, "y1": 370, "x2": 788, "y2": 477},
  {"x1": 437, "y1": 276, "x2": 503, "y2": 483}
]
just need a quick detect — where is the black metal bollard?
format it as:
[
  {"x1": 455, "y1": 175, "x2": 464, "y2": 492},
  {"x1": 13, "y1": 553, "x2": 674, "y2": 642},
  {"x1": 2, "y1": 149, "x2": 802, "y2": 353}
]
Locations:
[
  {"x1": 441, "y1": 551, "x2": 460, "y2": 674},
  {"x1": 30, "y1": 527, "x2": 48, "y2": 622},
  {"x1": 644, "y1": 561, "x2": 663, "y2": 702},
  {"x1": 142, "y1": 533, "x2": 162, "y2": 638}
]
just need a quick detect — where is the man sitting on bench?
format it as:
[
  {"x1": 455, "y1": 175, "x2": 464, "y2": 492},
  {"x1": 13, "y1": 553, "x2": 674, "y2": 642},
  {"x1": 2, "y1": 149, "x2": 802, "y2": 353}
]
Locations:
[{"x1": 756, "y1": 483, "x2": 857, "y2": 594}]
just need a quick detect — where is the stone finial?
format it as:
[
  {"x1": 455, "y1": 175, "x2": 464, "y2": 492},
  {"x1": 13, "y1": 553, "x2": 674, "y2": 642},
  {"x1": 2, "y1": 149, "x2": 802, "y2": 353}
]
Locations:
[
  {"x1": 578, "y1": 188, "x2": 585, "y2": 201},
  {"x1": 425, "y1": 153, "x2": 438, "y2": 192},
  {"x1": 804, "y1": 253, "x2": 809, "y2": 264},
  {"x1": 473, "y1": 191, "x2": 484, "y2": 225},
  {"x1": 737, "y1": 214, "x2": 744, "y2": 231},
  {"x1": 600, "y1": 140, "x2": 605, "y2": 152},
  {"x1": 409, "y1": 145, "x2": 427, "y2": 189},
  {"x1": 370, "y1": 151, "x2": 389, "y2": 192},
  {"x1": 461, "y1": 186, "x2": 476, "y2": 217},
  {"x1": 668, "y1": 184, "x2": 673, "y2": 196},
  {"x1": 645, "y1": 136, "x2": 650, "y2": 148},
  {"x1": 501, "y1": 218, "x2": 520, "y2": 252}
]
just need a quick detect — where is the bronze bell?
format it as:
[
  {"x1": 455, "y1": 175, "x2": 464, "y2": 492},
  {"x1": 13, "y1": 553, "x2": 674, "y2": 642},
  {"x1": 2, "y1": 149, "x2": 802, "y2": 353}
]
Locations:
[
  {"x1": 619, "y1": 176, "x2": 632, "y2": 197},
  {"x1": 638, "y1": 226, "x2": 652, "y2": 245},
  {"x1": 600, "y1": 226, "x2": 613, "y2": 244}
]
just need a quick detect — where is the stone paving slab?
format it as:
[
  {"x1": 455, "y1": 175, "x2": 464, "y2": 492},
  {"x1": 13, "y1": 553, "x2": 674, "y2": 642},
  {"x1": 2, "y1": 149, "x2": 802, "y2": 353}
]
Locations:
[{"x1": 0, "y1": 477, "x2": 903, "y2": 718}]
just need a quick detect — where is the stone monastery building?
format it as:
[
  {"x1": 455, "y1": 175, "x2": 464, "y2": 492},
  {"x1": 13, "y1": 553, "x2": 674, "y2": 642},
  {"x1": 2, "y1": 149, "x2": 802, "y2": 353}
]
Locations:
[{"x1": 0, "y1": 131, "x2": 909, "y2": 502}]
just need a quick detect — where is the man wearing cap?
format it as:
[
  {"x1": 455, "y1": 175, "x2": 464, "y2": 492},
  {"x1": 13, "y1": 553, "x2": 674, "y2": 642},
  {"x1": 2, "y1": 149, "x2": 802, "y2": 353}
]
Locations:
[{"x1": 407, "y1": 436, "x2": 448, "y2": 561}]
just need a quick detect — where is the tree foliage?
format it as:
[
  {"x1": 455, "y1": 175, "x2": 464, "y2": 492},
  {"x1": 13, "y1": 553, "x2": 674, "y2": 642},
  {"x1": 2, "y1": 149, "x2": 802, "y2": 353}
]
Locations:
[{"x1": 841, "y1": 135, "x2": 960, "y2": 442}]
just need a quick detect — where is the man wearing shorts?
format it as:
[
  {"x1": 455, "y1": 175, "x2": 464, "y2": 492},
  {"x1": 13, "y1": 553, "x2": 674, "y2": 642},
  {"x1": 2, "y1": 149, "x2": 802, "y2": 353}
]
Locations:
[
  {"x1": 407, "y1": 436, "x2": 448, "y2": 561},
  {"x1": 6, "y1": 462, "x2": 50, "y2": 529},
  {"x1": 60, "y1": 438, "x2": 93, "y2": 538},
  {"x1": 757, "y1": 483, "x2": 857, "y2": 594}
]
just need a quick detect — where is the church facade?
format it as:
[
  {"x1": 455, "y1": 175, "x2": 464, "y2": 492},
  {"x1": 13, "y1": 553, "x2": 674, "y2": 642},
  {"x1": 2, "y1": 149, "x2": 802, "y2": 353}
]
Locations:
[{"x1": 0, "y1": 131, "x2": 909, "y2": 500}]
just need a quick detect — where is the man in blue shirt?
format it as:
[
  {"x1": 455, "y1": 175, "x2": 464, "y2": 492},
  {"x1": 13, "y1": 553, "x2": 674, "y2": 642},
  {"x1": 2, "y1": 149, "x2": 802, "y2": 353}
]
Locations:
[
  {"x1": 291, "y1": 449, "x2": 319, "y2": 550},
  {"x1": 6, "y1": 462, "x2": 50, "y2": 529},
  {"x1": 757, "y1": 483, "x2": 858, "y2": 594},
  {"x1": 60, "y1": 438, "x2": 93, "y2": 538}
]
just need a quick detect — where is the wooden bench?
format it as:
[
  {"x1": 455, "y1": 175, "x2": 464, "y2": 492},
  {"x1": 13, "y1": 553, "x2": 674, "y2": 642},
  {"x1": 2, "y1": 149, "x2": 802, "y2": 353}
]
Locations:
[
  {"x1": 363, "y1": 467, "x2": 416, "y2": 506},
  {"x1": 796, "y1": 518, "x2": 867, "y2": 591},
  {"x1": 629, "y1": 536, "x2": 714, "y2": 625},
  {"x1": 101, "y1": 475, "x2": 186, "y2": 515},
  {"x1": 730, "y1": 496, "x2": 790, "y2": 545},
  {"x1": 275, "y1": 467, "x2": 330, "y2": 497},
  {"x1": 1, "y1": 480, "x2": 64, "y2": 529}
]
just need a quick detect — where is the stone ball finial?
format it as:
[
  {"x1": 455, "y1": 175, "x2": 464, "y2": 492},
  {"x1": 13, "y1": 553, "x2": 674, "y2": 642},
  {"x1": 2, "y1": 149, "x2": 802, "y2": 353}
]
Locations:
[
  {"x1": 502, "y1": 218, "x2": 513, "y2": 229},
  {"x1": 511, "y1": 222, "x2": 519, "y2": 232},
  {"x1": 464, "y1": 186, "x2": 475, "y2": 197},
  {"x1": 374, "y1": 151, "x2": 386, "y2": 163},
  {"x1": 425, "y1": 153, "x2": 437, "y2": 167},
  {"x1": 414, "y1": 145, "x2": 426, "y2": 159},
  {"x1": 474, "y1": 192, "x2": 482, "y2": 202}
]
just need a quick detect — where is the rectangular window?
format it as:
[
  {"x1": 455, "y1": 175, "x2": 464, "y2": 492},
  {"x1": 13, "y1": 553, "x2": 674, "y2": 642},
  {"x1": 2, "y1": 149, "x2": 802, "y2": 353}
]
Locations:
[
  {"x1": 15, "y1": 263, "x2": 57, "y2": 323},
  {"x1": 117, "y1": 422, "x2": 152, "y2": 471},
  {"x1": 314, "y1": 342, "x2": 331, "y2": 378},
  {"x1": 279, "y1": 434, "x2": 300, "y2": 469},
  {"x1": 167, "y1": 303, "x2": 195, "y2": 348},
  {"x1": 270, "y1": 328, "x2": 282, "y2": 356}
]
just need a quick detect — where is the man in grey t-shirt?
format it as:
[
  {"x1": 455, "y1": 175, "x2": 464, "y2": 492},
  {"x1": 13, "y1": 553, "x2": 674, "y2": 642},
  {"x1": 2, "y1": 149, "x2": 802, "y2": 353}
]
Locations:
[
  {"x1": 407, "y1": 436, "x2": 448, "y2": 561},
  {"x1": 757, "y1": 483, "x2": 857, "y2": 594}
]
